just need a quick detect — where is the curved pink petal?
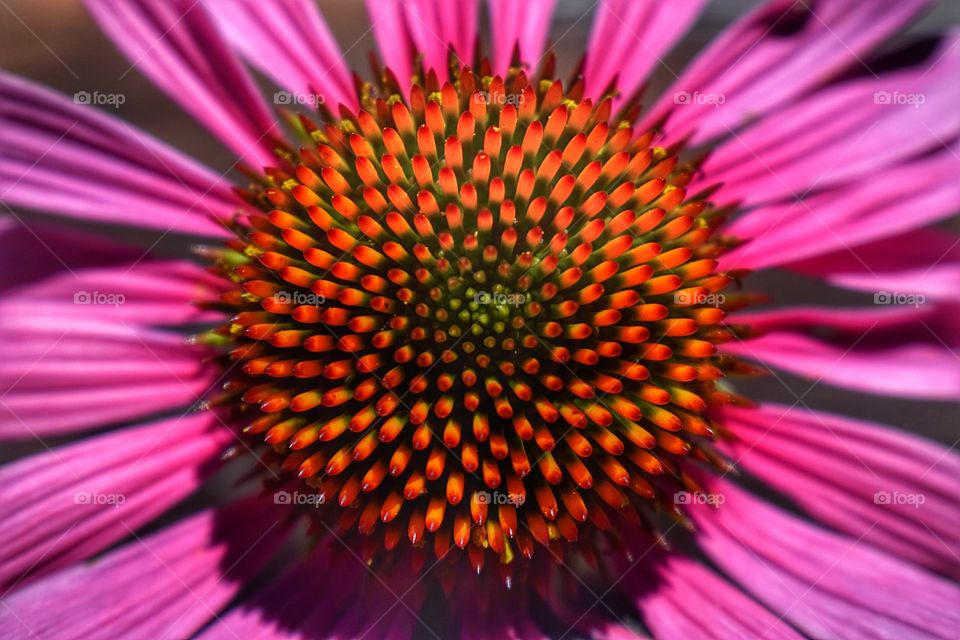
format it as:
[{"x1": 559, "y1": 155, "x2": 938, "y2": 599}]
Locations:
[
  {"x1": 729, "y1": 303, "x2": 945, "y2": 334},
  {"x1": 1, "y1": 261, "x2": 225, "y2": 325},
  {"x1": 488, "y1": 0, "x2": 556, "y2": 77},
  {"x1": 722, "y1": 330, "x2": 960, "y2": 399},
  {"x1": 719, "y1": 148, "x2": 960, "y2": 272},
  {"x1": 458, "y1": 585, "x2": 554, "y2": 640},
  {"x1": 0, "y1": 500, "x2": 284, "y2": 640},
  {"x1": 689, "y1": 478, "x2": 960, "y2": 639},
  {"x1": 83, "y1": 0, "x2": 280, "y2": 168},
  {"x1": 1, "y1": 72, "x2": 241, "y2": 237},
  {"x1": 583, "y1": 0, "x2": 707, "y2": 104},
  {"x1": 0, "y1": 412, "x2": 232, "y2": 590},
  {"x1": 365, "y1": 0, "x2": 478, "y2": 86},
  {"x1": 629, "y1": 553, "x2": 803, "y2": 639},
  {"x1": 641, "y1": 0, "x2": 931, "y2": 145},
  {"x1": 728, "y1": 302, "x2": 960, "y2": 350},
  {"x1": 0, "y1": 316, "x2": 218, "y2": 439},
  {"x1": 786, "y1": 228, "x2": 960, "y2": 301},
  {"x1": 200, "y1": 544, "x2": 417, "y2": 639},
  {"x1": 404, "y1": 0, "x2": 478, "y2": 77},
  {"x1": 204, "y1": 0, "x2": 356, "y2": 110},
  {"x1": 0, "y1": 218, "x2": 226, "y2": 322},
  {"x1": 717, "y1": 403, "x2": 960, "y2": 578},
  {"x1": 364, "y1": 0, "x2": 415, "y2": 94},
  {"x1": 0, "y1": 219, "x2": 227, "y2": 439},
  {"x1": 697, "y1": 35, "x2": 960, "y2": 206}
]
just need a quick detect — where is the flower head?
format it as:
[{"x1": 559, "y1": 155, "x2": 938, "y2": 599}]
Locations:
[{"x1": 0, "y1": 0, "x2": 957, "y2": 638}]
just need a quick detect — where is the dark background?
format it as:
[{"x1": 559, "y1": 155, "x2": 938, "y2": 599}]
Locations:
[{"x1": 2, "y1": 0, "x2": 957, "y2": 444}]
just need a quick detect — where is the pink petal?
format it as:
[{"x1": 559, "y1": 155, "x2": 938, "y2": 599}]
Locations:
[
  {"x1": 83, "y1": 0, "x2": 279, "y2": 168},
  {"x1": 1, "y1": 72, "x2": 241, "y2": 237},
  {"x1": 204, "y1": 0, "x2": 356, "y2": 110},
  {"x1": 200, "y1": 545, "x2": 417, "y2": 639},
  {"x1": 364, "y1": 0, "x2": 415, "y2": 94},
  {"x1": 786, "y1": 228, "x2": 960, "y2": 301},
  {"x1": 729, "y1": 303, "x2": 944, "y2": 334},
  {"x1": 365, "y1": 0, "x2": 478, "y2": 86},
  {"x1": 719, "y1": 148, "x2": 960, "y2": 272},
  {"x1": 583, "y1": 0, "x2": 707, "y2": 104},
  {"x1": 689, "y1": 477, "x2": 960, "y2": 639},
  {"x1": 0, "y1": 221, "x2": 224, "y2": 439},
  {"x1": 2, "y1": 261, "x2": 226, "y2": 325},
  {"x1": 0, "y1": 412, "x2": 232, "y2": 590},
  {"x1": 0, "y1": 219, "x2": 225, "y2": 323},
  {"x1": 628, "y1": 553, "x2": 803, "y2": 639},
  {"x1": 697, "y1": 36, "x2": 960, "y2": 206},
  {"x1": 722, "y1": 330, "x2": 960, "y2": 399},
  {"x1": 404, "y1": 0, "x2": 478, "y2": 77},
  {"x1": 727, "y1": 302, "x2": 960, "y2": 349},
  {"x1": 458, "y1": 584, "x2": 553, "y2": 639},
  {"x1": 488, "y1": 0, "x2": 557, "y2": 76},
  {"x1": 718, "y1": 403, "x2": 960, "y2": 578},
  {"x1": 0, "y1": 500, "x2": 284, "y2": 640},
  {"x1": 0, "y1": 316, "x2": 218, "y2": 438},
  {"x1": 641, "y1": 0, "x2": 931, "y2": 145}
]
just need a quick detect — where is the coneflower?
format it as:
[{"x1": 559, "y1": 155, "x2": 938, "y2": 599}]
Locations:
[
  {"x1": 210, "y1": 62, "x2": 746, "y2": 578},
  {"x1": 0, "y1": 0, "x2": 957, "y2": 638}
]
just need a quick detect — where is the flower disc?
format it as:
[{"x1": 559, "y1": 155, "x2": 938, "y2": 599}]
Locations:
[{"x1": 210, "y1": 60, "x2": 744, "y2": 575}]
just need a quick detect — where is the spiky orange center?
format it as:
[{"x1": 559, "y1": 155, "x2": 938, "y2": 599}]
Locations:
[{"x1": 209, "y1": 63, "x2": 741, "y2": 575}]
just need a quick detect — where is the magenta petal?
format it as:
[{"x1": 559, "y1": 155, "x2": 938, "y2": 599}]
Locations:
[
  {"x1": 641, "y1": 0, "x2": 931, "y2": 145},
  {"x1": 0, "y1": 220, "x2": 226, "y2": 439},
  {"x1": 200, "y1": 544, "x2": 418, "y2": 639},
  {"x1": 697, "y1": 35, "x2": 960, "y2": 207},
  {"x1": 719, "y1": 149, "x2": 960, "y2": 272},
  {"x1": 0, "y1": 413, "x2": 232, "y2": 590},
  {"x1": 729, "y1": 304, "x2": 943, "y2": 334},
  {"x1": 583, "y1": 0, "x2": 707, "y2": 105},
  {"x1": 722, "y1": 330, "x2": 960, "y2": 399},
  {"x1": 83, "y1": 0, "x2": 279, "y2": 168},
  {"x1": 0, "y1": 500, "x2": 284, "y2": 640},
  {"x1": 204, "y1": 0, "x2": 356, "y2": 111},
  {"x1": 458, "y1": 585, "x2": 553, "y2": 639},
  {"x1": 0, "y1": 317, "x2": 218, "y2": 438},
  {"x1": 2, "y1": 260, "x2": 225, "y2": 325},
  {"x1": 0, "y1": 219, "x2": 225, "y2": 322},
  {"x1": 718, "y1": 403, "x2": 960, "y2": 578},
  {"x1": 365, "y1": 0, "x2": 478, "y2": 86},
  {"x1": 690, "y1": 478, "x2": 960, "y2": 639},
  {"x1": 630, "y1": 554, "x2": 803, "y2": 639},
  {"x1": 364, "y1": 0, "x2": 416, "y2": 94},
  {"x1": 488, "y1": 0, "x2": 557, "y2": 76},
  {"x1": 1, "y1": 72, "x2": 241, "y2": 237},
  {"x1": 786, "y1": 228, "x2": 960, "y2": 301},
  {"x1": 403, "y1": 0, "x2": 478, "y2": 78}
]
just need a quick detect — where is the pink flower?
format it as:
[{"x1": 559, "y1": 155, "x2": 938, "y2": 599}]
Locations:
[{"x1": 1, "y1": 1, "x2": 958, "y2": 638}]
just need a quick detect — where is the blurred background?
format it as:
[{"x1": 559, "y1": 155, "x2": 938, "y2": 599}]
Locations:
[{"x1": 2, "y1": 0, "x2": 958, "y2": 448}]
